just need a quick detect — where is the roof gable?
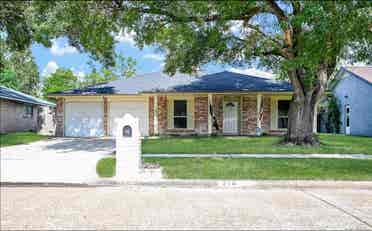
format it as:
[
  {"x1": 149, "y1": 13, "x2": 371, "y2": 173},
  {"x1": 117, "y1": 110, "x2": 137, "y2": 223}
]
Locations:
[{"x1": 344, "y1": 66, "x2": 372, "y2": 84}]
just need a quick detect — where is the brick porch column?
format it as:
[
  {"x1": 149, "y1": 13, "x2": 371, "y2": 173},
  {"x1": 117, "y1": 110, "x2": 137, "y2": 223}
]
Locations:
[
  {"x1": 55, "y1": 98, "x2": 65, "y2": 137},
  {"x1": 103, "y1": 97, "x2": 109, "y2": 136}
]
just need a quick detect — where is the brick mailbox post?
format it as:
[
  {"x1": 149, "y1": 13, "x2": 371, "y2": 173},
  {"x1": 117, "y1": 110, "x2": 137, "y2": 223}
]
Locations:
[{"x1": 115, "y1": 114, "x2": 141, "y2": 180}]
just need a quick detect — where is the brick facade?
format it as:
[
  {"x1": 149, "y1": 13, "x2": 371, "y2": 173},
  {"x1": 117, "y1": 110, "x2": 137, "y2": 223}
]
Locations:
[
  {"x1": 148, "y1": 96, "x2": 154, "y2": 136},
  {"x1": 241, "y1": 96, "x2": 257, "y2": 135},
  {"x1": 194, "y1": 96, "x2": 208, "y2": 134},
  {"x1": 157, "y1": 95, "x2": 168, "y2": 134},
  {"x1": 55, "y1": 98, "x2": 64, "y2": 136},
  {"x1": 262, "y1": 97, "x2": 271, "y2": 132},
  {"x1": 212, "y1": 95, "x2": 223, "y2": 134},
  {"x1": 103, "y1": 97, "x2": 108, "y2": 136}
]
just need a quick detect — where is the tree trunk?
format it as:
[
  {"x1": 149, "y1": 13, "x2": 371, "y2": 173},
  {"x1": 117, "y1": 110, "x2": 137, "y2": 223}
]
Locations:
[
  {"x1": 285, "y1": 93, "x2": 319, "y2": 145},
  {"x1": 285, "y1": 68, "x2": 327, "y2": 145}
]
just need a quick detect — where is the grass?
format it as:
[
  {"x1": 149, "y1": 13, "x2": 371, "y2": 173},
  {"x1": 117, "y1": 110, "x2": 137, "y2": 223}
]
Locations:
[
  {"x1": 142, "y1": 134, "x2": 372, "y2": 154},
  {"x1": 0, "y1": 132, "x2": 50, "y2": 147},
  {"x1": 146, "y1": 157, "x2": 372, "y2": 180},
  {"x1": 96, "y1": 156, "x2": 372, "y2": 180},
  {"x1": 96, "y1": 157, "x2": 116, "y2": 177}
]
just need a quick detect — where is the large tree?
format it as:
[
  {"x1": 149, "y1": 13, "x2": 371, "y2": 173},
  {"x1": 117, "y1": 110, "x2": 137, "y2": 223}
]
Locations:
[
  {"x1": 42, "y1": 68, "x2": 78, "y2": 97},
  {"x1": 106, "y1": 1, "x2": 371, "y2": 144}
]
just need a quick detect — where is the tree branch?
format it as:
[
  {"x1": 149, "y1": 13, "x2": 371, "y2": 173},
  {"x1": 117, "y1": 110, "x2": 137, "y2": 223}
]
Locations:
[{"x1": 265, "y1": 0, "x2": 288, "y2": 21}]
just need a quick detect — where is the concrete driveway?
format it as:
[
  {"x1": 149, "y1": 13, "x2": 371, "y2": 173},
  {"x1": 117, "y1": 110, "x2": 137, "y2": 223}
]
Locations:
[
  {"x1": 1, "y1": 186, "x2": 371, "y2": 230},
  {"x1": 0, "y1": 138, "x2": 115, "y2": 183}
]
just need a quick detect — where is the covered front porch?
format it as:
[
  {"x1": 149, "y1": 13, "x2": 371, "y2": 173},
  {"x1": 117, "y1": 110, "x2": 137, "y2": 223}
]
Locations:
[{"x1": 149, "y1": 93, "x2": 292, "y2": 136}]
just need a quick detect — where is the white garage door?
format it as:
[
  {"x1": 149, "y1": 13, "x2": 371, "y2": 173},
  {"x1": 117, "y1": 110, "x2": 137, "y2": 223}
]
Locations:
[
  {"x1": 65, "y1": 102, "x2": 104, "y2": 137},
  {"x1": 109, "y1": 101, "x2": 148, "y2": 136}
]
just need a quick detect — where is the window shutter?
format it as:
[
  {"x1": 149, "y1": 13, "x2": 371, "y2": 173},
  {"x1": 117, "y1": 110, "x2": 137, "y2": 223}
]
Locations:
[
  {"x1": 187, "y1": 98, "x2": 194, "y2": 129},
  {"x1": 168, "y1": 99, "x2": 174, "y2": 129}
]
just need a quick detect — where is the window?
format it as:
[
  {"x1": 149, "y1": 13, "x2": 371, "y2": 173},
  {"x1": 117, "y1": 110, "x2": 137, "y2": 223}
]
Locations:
[
  {"x1": 24, "y1": 105, "x2": 33, "y2": 118},
  {"x1": 173, "y1": 100, "x2": 187, "y2": 128},
  {"x1": 278, "y1": 100, "x2": 290, "y2": 129}
]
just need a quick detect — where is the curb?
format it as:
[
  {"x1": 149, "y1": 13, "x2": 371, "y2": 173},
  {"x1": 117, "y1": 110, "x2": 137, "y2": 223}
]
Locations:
[{"x1": 2, "y1": 180, "x2": 372, "y2": 189}]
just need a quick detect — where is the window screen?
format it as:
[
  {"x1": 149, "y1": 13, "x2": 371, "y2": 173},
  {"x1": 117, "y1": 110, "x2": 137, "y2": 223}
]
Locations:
[
  {"x1": 173, "y1": 100, "x2": 187, "y2": 128},
  {"x1": 278, "y1": 100, "x2": 290, "y2": 129}
]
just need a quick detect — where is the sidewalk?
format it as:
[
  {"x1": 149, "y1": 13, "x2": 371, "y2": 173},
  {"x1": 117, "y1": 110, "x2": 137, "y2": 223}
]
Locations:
[
  {"x1": 3, "y1": 180, "x2": 372, "y2": 190},
  {"x1": 143, "y1": 153, "x2": 372, "y2": 159}
]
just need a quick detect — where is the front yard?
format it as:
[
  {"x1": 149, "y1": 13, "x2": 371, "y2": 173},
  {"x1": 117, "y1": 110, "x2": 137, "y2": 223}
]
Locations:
[
  {"x1": 97, "y1": 157, "x2": 372, "y2": 180},
  {"x1": 0, "y1": 132, "x2": 50, "y2": 147},
  {"x1": 143, "y1": 134, "x2": 372, "y2": 154}
]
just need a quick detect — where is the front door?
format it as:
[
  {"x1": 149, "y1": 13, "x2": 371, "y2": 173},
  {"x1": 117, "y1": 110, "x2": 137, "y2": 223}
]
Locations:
[{"x1": 223, "y1": 101, "x2": 238, "y2": 134}]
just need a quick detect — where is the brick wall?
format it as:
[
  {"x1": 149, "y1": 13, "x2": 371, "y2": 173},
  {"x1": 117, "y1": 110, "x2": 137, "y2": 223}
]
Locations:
[
  {"x1": 194, "y1": 96, "x2": 208, "y2": 134},
  {"x1": 103, "y1": 97, "x2": 108, "y2": 136},
  {"x1": 241, "y1": 96, "x2": 257, "y2": 135},
  {"x1": 55, "y1": 98, "x2": 64, "y2": 136},
  {"x1": 157, "y1": 95, "x2": 168, "y2": 134},
  {"x1": 212, "y1": 95, "x2": 223, "y2": 134},
  {"x1": 262, "y1": 97, "x2": 271, "y2": 132},
  {"x1": 148, "y1": 96, "x2": 154, "y2": 136}
]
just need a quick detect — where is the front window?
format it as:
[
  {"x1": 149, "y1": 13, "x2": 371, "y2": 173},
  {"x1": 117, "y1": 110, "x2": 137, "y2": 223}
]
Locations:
[
  {"x1": 278, "y1": 100, "x2": 290, "y2": 129},
  {"x1": 173, "y1": 100, "x2": 187, "y2": 128},
  {"x1": 24, "y1": 105, "x2": 33, "y2": 118}
]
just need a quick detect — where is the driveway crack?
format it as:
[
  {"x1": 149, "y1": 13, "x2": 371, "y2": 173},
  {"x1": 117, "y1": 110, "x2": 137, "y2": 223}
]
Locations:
[{"x1": 300, "y1": 189, "x2": 372, "y2": 229}]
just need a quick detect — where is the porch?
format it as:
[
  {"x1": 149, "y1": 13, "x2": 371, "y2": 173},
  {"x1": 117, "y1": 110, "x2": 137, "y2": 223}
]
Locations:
[{"x1": 149, "y1": 93, "x2": 292, "y2": 136}]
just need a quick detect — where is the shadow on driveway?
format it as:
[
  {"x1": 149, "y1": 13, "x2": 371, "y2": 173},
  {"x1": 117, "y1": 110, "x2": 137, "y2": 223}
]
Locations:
[{"x1": 43, "y1": 138, "x2": 115, "y2": 154}]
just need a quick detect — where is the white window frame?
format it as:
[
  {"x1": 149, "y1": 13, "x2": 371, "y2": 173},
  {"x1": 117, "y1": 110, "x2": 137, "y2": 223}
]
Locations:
[
  {"x1": 277, "y1": 100, "x2": 290, "y2": 129},
  {"x1": 167, "y1": 95, "x2": 194, "y2": 129},
  {"x1": 173, "y1": 100, "x2": 188, "y2": 129},
  {"x1": 24, "y1": 105, "x2": 33, "y2": 118}
]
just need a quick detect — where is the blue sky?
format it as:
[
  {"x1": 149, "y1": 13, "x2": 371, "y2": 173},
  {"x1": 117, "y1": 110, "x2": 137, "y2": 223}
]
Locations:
[{"x1": 31, "y1": 34, "x2": 274, "y2": 80}]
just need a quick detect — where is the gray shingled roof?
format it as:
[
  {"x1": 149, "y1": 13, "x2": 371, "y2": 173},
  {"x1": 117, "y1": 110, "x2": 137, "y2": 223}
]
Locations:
[
  {"x1": 50, "y1": 71, "x2": 293, "y2": 95},
  {"x1": 0, "y1": 86, "x2": 55, "y2": 106}
]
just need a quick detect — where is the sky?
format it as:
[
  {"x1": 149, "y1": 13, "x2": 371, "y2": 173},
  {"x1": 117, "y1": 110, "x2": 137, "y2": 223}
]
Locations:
[{"x1": 31, "y1": 33, "x2": 275, "y2": 81}]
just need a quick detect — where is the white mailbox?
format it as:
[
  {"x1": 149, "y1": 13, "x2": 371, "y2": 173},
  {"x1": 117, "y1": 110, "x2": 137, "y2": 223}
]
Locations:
[{"x1": 115, "y1": 114, "x2": 141, "y2": 180}]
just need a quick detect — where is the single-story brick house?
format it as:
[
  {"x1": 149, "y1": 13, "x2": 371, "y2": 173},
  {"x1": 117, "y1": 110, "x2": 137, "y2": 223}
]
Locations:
[
  {"x1": 48, "y1": 71, "x2": 293, "y2": 137},
  {"x1": 0, "y1": 86, "x2": 56, "y2": 135},
  {"x1": 332, "y1": 66, "x2": 372, "y2": 136}
]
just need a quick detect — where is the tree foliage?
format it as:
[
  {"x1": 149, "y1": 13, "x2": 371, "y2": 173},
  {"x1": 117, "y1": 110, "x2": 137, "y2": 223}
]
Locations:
[{"x1": 42, "y1": 68, "x2": 78, "y2": 97}]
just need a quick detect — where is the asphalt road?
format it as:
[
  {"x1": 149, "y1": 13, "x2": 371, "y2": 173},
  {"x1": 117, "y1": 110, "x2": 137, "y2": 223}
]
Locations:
[{"x1": 1, "y1": 186, "x2": 371, "y2": 230}]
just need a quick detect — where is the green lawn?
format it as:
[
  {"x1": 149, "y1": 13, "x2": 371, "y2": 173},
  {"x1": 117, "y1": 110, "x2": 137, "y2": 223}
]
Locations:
[
  {"x1": 97, "y1": 157, "x2": 372, "y2": 180},
  {"x1": 143, "y1": 134, "x2": 372, "y2": 154},
  {"x1": 0, "y1": 132, "x2": 50, "y2": 147},
  {"x1": 147, "y1": 158, "x2": 372, "y2": 180}
]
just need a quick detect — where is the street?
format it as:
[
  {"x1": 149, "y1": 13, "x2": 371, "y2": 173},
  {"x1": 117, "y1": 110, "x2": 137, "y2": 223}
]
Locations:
[{"x1": 1, "y1": 186, "x2": 372, "y2": 230}]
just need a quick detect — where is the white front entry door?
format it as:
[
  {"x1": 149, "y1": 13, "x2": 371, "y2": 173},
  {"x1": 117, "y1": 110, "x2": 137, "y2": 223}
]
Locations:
[
  {"x1": 223, "y1": 101, "x2": 238, "y2": 134},
  {"x1": 109, "y1": 101, "x2": 149, "y2": 137}
]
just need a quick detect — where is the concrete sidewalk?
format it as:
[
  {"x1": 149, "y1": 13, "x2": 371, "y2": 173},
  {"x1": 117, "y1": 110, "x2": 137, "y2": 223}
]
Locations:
[{"x1": 143, "y1": 153, "x2": 372, "y2": 159}]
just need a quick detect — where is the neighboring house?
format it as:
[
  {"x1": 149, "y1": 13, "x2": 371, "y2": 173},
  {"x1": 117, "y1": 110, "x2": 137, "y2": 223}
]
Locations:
[
  {"x1": 48, "y1": 71, "x2": 293, "y2": 137},
  {"x1": 332, "y1": 66, "x2": 372, "y2": 136},
  {"x1": 0, "y1": 86, "x2": 56, "y2": 135}
]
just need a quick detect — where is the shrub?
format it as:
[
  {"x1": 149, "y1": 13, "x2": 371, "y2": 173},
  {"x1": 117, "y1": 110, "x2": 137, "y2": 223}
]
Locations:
[{"x1": 96, "y1": 157, "x2": 116, "y2": 177}]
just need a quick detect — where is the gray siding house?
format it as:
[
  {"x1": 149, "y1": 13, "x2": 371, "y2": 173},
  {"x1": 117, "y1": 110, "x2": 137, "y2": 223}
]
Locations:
[
  {"x1": 333, "y1": 66, "x2": 372, "y2": 136},
  {"x1": 0, "y1": 86, "x2": 56, "y2": 135}
]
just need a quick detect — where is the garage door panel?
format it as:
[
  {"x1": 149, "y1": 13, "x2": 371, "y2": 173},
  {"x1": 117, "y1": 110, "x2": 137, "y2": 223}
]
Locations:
[
  {"x1": 65, "y1": 102, "x2": 104, "y2": 137},
  {"x1": 109, "y1": 101, "x2": 148, "y2": 136}
]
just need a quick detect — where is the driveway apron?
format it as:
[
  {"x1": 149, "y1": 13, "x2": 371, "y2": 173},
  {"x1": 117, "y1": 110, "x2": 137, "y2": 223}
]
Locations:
[{"x1": 0, "y1": 138, "x2": 115, "y2": 183}]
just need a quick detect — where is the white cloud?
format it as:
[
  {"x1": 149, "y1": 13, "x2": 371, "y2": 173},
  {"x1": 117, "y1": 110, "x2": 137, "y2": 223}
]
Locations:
[
  {"x1": 114, "y1": 30, "x2": 136, "y2": 45},
  {"x1": 42, "y1": 61, "x2": 59, "y2": 77},
  {"x1": 228, "y1": 67, "x2": 275, "y2": 79},
  {"x1": 143, "y1": 53, "x2": 165, "y2": 61},
  {"x1": 50, "y1": 39, "x2": 77, "y2": 56},
  {"x1": 70, "y1": 68, "x2": 86, "y2": 81}
]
